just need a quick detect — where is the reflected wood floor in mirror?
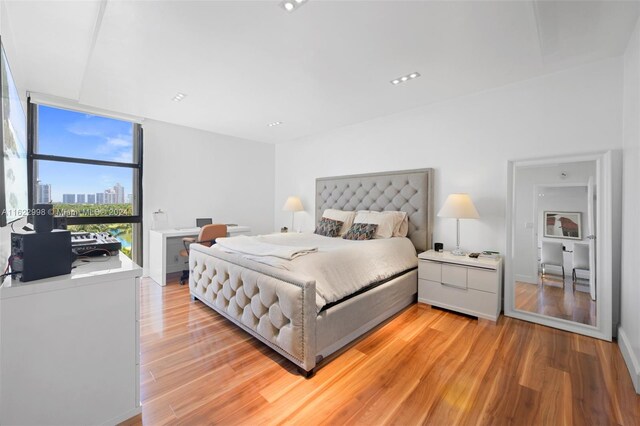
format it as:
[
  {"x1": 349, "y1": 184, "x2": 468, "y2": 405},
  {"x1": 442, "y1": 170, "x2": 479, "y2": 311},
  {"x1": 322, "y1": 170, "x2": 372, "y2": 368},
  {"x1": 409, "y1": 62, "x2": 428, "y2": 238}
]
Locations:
[
  {"x1": 516, "y1": 275, "x2": 596, "y2": 326},
  {"x1": 124, "y1": 276, "x2": 640, "y2": 425}
]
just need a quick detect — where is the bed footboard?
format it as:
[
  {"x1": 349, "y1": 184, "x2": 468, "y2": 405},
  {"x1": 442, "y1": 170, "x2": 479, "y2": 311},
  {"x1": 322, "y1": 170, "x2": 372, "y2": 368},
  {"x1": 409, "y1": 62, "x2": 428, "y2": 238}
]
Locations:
[{"x1": 189, "y1": 245, "x2": 317, "y2": 372}]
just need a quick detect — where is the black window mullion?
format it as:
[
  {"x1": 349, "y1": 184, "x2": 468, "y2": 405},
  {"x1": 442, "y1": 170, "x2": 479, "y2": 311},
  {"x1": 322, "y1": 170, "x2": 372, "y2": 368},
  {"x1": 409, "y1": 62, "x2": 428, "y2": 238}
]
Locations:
[
  {"x1": 64, "y1": 216, "x2": 141, "y2": 225},
  {"x1": 27, "y1": 98, "x2": 36, "y2": 210},
  {"x1": 31, "y1": 153, "x2": 140, "y2": 169}
]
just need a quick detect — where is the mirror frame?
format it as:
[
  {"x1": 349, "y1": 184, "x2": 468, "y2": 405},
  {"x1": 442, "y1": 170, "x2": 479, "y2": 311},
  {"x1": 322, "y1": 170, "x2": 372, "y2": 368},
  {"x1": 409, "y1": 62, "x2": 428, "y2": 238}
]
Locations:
[{"x1": 504, "y1": 151, "x2": 615, "y2": 341}]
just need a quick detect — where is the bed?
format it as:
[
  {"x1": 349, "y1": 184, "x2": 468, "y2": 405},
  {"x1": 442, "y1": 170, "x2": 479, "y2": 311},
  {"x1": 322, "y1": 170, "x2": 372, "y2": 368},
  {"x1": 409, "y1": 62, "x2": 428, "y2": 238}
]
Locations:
[{"x1": 188, "y1": 168, "x2": 434, "y2": 376}]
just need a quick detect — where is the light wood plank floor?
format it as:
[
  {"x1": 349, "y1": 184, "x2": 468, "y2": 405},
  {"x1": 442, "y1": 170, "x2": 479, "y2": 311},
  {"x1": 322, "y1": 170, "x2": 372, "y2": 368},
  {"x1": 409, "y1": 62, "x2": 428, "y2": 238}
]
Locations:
[
  {"x1": 515, "y1": 274, "x2": 596, "y2": 326},
  {"x1": 132, "y1": 276, "x2": 639, "y2": 425}
]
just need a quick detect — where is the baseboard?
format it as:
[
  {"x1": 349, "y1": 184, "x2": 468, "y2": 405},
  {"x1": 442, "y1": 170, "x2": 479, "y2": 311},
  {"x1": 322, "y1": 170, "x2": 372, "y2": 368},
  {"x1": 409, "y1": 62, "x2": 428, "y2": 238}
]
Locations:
[
  {"x1": 101, "y1": 406, "x2": 141, "y2": 426},
  {"x1": 618, "y1": 326, "x2": 640, "y2": 394}
]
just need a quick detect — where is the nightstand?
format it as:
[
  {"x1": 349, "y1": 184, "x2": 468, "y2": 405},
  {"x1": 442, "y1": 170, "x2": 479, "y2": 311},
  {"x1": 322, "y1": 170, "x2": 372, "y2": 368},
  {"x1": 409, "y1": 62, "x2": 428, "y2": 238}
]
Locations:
[{"x1": 418, "y1": 250, "x2": 503, "y2": 321}]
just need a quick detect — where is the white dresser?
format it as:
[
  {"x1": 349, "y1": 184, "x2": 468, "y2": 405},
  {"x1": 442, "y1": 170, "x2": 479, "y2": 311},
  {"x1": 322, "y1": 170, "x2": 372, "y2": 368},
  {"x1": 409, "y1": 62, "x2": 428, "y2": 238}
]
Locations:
[
  {"x1": 418, "y1": 250, "x2": 503, "y2": 321},
  {"x1": 0, "y1": 253, "x2": 142, "y2": 425}
]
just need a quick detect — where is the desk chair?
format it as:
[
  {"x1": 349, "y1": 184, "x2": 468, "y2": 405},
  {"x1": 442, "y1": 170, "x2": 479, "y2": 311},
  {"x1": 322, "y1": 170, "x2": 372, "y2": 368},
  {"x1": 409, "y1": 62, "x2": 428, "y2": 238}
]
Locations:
[
  {"x1": 572, "y1": 243, "x2": 590, "y2": 289},
  {"x1": 541, "y1": 241, "x2": 565, "y2": 287},
  {"x1": 179, "y1": 224, "x2": 227, "y2": 285}
]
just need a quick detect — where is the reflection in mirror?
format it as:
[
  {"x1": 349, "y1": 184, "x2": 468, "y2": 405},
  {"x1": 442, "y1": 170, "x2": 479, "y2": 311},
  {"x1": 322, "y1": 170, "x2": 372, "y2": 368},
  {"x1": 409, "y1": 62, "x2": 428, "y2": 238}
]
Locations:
[{"x1": 513, "y1": 161, "x2": 597, "y2": 326}]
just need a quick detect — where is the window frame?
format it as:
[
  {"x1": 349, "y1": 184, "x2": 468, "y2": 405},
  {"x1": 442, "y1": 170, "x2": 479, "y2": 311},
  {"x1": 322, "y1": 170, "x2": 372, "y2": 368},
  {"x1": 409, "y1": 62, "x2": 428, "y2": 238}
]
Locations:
[{"x1": 26, "y1": 98, "x2": 144, "y2": 262}]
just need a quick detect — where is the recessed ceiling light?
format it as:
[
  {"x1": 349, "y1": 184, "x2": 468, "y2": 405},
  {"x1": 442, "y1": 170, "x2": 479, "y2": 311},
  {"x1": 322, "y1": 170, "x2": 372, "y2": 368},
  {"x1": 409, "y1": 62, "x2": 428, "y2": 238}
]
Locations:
[
  {"x1": 268, "y1": 121, "x2": 283, "y2": 127},
  {"x1": 280, "y1": 0, "x2": 307, "y2": 12},
  {"x1": 172, "y1": 92, "x2": 187, "y2": 102},
  {"x1": 390, "y1": 72, "x2": 421, "y2": 85}
]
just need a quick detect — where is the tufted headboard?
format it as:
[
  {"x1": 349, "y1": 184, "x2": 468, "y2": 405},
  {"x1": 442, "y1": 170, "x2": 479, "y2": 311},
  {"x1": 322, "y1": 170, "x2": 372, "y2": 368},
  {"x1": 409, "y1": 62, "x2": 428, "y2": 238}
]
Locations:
[{"x1": 315, "y1": 168, "x2": 434, "y2": 253}]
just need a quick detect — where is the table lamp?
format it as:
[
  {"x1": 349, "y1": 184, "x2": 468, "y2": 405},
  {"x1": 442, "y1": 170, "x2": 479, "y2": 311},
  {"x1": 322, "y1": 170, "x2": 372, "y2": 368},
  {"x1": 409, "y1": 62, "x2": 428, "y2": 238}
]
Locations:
[
  {"x1": 282, "y1": 196, "x2": 304, "y2": 232},
  {"x1": 437, "y1": 193, "x2": 479, "y2": 256}
]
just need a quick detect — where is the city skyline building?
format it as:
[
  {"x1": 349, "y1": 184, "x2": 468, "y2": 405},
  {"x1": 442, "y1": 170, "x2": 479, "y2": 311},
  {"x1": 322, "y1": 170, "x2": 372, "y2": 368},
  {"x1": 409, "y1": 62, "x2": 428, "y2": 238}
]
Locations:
[
  {"x1": 36, "y1": 181, "x2": 51, "y2": 204},
  {"x1": 114, "y1": 183, "x2": 125, "y2": 204}
]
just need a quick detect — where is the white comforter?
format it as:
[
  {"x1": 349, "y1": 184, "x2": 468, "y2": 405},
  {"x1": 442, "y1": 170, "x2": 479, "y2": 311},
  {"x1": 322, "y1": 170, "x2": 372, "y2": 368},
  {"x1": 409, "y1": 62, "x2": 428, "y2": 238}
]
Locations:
[{"x1": 212, "y1": 233, "x2": 418, "y2": 311}]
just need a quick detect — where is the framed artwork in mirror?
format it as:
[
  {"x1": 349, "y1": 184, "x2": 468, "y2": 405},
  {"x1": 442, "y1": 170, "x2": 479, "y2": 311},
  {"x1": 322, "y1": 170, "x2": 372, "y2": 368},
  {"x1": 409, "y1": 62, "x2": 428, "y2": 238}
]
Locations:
[{"x1": 543, "y1": 211, "x2": 582, "y2": 240}]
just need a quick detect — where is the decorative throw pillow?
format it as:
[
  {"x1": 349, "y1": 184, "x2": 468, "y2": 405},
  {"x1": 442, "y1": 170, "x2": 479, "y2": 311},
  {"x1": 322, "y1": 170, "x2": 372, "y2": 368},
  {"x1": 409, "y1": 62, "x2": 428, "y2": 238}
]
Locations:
[
  {"x1": 342, "y1": 223, "x2": 378, "y2": 240},
  {"x1": 314, "y1": 217, "x2": 344, "y2": 237},
  {"x1": 321, "y1": 209, "x2": 356, "y2": 236}
]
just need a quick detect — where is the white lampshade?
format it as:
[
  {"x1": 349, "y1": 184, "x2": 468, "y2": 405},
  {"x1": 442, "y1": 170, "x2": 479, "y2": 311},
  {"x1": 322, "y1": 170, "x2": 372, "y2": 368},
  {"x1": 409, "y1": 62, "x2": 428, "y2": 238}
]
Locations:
[
  {"x1": 437, "y1": 193, "x2": 480, "y2": 219},
  {"x1": 282, "y1": 196, "x2": 304, "y2": 212}
]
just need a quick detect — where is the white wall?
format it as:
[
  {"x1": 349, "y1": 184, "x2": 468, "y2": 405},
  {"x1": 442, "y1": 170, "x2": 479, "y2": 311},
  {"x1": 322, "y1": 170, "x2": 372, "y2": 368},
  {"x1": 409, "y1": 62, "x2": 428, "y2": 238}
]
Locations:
[
  {"x1": 142, "y1": 120, "x2": 275, "y2": 272},
  {"x1": 274, "y1": 58, "x2": 624, "y2": 257},
  {"x1": 620, "y1": 17, "x2": 640, "y2": 393}
]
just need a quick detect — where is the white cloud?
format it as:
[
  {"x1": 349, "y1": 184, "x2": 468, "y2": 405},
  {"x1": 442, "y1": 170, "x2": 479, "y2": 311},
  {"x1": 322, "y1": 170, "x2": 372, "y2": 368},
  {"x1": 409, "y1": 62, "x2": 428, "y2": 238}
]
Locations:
[
  {"x1": 107, "y1": 137, "x2": 132, "y2": 148},
  {"x1": 66, "y1": 117, "x2": 134, "y2": 163},
  {"x1": 112, "y1": 151, "x2": 133, "y2": 163}
]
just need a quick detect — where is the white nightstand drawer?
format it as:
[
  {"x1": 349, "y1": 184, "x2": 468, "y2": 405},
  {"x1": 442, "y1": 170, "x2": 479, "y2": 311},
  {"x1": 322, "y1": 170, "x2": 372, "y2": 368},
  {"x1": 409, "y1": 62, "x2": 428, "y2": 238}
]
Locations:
[
  {"x1": 441, "y1": 264, "x2": 467, "y2": 289},
  {"x1": 418, "y1": 260, "x2": 441, "y2": 282},
  {"x1": 418, "y1": 279, "x2": 498, "y2": 320},
  {"x1": 467, "y1": 268, "x2": 497, "y2": 293}
]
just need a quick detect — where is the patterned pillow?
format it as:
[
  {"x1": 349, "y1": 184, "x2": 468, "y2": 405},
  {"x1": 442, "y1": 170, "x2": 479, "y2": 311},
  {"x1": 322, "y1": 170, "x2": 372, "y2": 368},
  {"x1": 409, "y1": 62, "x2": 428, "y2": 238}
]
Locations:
[
  {"x1": 342, "y1": 223, "x2": 378, "y2": 241},
  {"x1": 314, "y1": 217, "x2": 344, "y2": 237}
]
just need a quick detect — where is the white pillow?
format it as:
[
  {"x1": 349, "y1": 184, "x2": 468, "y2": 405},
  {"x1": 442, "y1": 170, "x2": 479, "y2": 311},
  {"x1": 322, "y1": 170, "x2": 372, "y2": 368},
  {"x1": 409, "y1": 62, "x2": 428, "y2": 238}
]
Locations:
[
  {"x1": 353, "y1": 211, "x2": 398, "y2": 239},
  {"x1": 390, "y1": 211, "x2": 409, "y2": 237},
  {"x1": 321, "y1": 209, "x2": 356, "y2": 236},
  {"x1": 354, "y1": 210, "x2": 408, "y2": 238}
]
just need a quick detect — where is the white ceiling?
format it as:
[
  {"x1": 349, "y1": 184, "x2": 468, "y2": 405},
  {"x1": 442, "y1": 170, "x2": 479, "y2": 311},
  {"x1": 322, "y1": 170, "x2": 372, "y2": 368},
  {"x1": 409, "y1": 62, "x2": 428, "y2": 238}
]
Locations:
[{"x1": 3, "y1": 0, "x2": 639, "y2": 144}]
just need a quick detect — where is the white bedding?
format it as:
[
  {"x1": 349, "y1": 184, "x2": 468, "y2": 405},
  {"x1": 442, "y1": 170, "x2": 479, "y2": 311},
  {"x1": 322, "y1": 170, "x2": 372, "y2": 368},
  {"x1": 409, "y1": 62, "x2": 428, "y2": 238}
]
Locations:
[
  {"x1": 216, "y1": 235, "x2": 317, "y2": 260},
  {"x1": 210, "y1": 232, "x2": 418, "y2": 311}
]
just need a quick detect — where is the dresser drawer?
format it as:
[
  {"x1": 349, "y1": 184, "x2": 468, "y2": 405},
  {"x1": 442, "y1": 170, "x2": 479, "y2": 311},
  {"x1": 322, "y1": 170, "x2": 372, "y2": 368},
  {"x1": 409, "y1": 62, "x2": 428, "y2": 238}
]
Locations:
[
  {"x1": 418, "y1": 260, "x2": 441, "y2": 282},
  {"x1": 467, "y1": 267, "x2": 497, "y2": 293},
  {"x1": 418, "y1": 278, "x2": 498, "y2": 320},
  {"x1": 441, "y1": 264, "x2": 467, "y2": 289}
]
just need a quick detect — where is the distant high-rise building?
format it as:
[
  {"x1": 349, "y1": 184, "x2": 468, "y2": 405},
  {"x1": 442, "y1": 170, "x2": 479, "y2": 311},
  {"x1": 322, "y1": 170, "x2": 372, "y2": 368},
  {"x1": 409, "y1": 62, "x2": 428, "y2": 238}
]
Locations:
[
  {"x1": 87, "y1": 194, "x2": 96, "y2": 204},
  {"x1": 104, "y1": 189, "x2": 116, "y2": 204},
  {"x1": 96, "y1": 193, "x2": 105, "y2": 204},
  {"x1": 113, "y1": 183, "x2": 125, "y2": 204},
  {"x1": 76, "y1": 194, "x2": 86, "y2": 204},
  {"x1": 126, "y1": 194, "x2": 133, "y2": 204},
  {"x1": 36, "y1": 181, "x2": 51, "y2": 204},
  {"x1": 63, "y1": 194, "x2": 75, "y2": 204}
]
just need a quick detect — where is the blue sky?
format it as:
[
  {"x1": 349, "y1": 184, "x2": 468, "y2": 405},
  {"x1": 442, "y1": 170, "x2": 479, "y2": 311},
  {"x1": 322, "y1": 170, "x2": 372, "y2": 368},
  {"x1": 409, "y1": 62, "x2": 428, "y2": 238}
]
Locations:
[{"x1": 37, "y1": 105, "x2": 134, "y2": 202}]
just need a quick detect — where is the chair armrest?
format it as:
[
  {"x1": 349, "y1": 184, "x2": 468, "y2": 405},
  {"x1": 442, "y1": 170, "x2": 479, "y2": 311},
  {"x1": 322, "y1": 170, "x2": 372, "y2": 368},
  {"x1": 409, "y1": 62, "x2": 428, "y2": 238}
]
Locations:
[{"x1": 195, "y1": 238, "x2": 218, "y2": 246}]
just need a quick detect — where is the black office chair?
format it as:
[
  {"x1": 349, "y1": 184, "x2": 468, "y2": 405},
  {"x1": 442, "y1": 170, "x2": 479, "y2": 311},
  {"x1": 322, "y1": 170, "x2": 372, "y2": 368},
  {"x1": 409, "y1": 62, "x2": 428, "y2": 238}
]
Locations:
[{"x1": 179, "y1": 224, "x2": 227, "y2": 285}]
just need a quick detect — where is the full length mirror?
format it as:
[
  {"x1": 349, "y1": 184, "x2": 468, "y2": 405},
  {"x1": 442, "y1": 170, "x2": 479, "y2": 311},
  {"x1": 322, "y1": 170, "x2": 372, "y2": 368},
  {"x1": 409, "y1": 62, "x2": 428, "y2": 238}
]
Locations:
[{"x1": 506, "y1": 152, "x2": 613, "y2": 340}]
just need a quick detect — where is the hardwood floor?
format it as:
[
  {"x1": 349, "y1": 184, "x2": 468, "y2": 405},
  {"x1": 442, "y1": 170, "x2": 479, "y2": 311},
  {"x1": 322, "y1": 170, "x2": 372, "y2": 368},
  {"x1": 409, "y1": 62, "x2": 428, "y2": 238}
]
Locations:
[
  {"x1": 133, "y1": 276, "x2": 639, "y2": 425},
  {"x1": 515, "y1": 275, "x2": 596, "y2": 326}
]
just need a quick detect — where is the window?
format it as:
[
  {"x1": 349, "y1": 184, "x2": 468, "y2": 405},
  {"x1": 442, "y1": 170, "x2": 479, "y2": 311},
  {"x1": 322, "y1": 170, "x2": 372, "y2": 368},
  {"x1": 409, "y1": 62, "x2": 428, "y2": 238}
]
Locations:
[{"x1": 27, "y1": 102, "x2": 143, "y2": 263}]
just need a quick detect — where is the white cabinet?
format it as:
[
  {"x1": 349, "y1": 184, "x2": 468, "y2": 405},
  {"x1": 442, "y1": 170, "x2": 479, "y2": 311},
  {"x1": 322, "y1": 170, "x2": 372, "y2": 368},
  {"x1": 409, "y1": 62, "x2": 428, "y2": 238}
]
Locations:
[
  {"x1": 418, "y1": 250, "x2": 503, "y2": 321},
  {"x1": 0, "y1": 253, "x2": 142, "y2": 425}
]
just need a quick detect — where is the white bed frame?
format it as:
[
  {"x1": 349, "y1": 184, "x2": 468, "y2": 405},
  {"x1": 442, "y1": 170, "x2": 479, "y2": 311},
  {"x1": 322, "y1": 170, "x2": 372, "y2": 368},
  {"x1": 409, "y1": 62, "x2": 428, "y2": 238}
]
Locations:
[{"x1": 189, "y1": 168, "x2": 434, "y2": 375}]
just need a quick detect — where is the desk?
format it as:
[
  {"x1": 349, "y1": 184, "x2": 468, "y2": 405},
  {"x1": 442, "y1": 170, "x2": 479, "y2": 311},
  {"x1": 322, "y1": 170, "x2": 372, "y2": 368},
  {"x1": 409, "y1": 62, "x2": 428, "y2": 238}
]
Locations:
[
  {"x1": 0, "y1": 253, "x2": 142, "y2": 425},
  {"x1": 148, "y1": 225, "x2": 251, "y2": 286}
]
